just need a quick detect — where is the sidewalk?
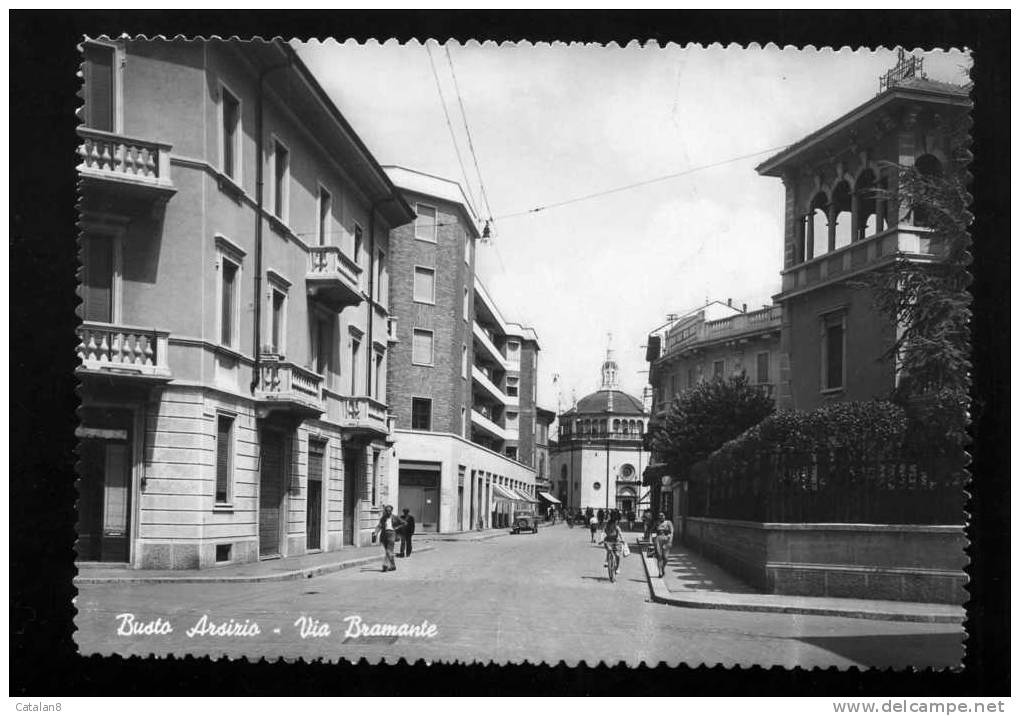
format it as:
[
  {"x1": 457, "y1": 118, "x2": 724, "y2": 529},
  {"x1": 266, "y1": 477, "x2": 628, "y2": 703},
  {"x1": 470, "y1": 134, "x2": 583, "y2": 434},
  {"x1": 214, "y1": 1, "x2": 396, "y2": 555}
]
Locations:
[
  {"x1": 637, "y1": 541, "x2": 964, "y2": 624},
  {"x1": 74, "y1": 542, "x2": 435, "y2": 585}
]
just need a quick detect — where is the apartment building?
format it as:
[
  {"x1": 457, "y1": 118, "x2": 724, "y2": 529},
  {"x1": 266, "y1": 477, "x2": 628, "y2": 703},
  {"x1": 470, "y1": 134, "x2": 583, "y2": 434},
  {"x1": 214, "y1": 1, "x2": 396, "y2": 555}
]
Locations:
[
  {"x1": 383, "y1": 167, "x2": 541, "y2": 532},
  {"x1": 77, "y1": 38, "x2": 414, "y2": 569},
  {"x1": 755, "y1": 60, "x2": 970, "y2": 411},
  {"x1": 644, "y1": 299, "x2": 783, "y2": 419}
]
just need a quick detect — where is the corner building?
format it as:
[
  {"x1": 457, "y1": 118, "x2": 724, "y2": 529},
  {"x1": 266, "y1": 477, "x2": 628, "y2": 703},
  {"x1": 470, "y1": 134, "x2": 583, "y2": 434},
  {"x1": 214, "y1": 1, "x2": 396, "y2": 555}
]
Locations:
[
  {"x1": 383, "y1": 167, "x2": 542, "y2": 532},
  {"x1": 77, "y1": 39, "x2": 415, "y2": 568},
  {"x1": 755, "y1": 70, "x2": 970, "y2": 410}
]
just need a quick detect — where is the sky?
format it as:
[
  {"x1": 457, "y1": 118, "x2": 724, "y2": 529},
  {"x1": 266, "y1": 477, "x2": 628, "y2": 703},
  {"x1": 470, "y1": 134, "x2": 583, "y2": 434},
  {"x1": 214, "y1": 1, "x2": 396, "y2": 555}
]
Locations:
[{"x1": 295, "y1": 41, "x2": 970, "y2": 416}]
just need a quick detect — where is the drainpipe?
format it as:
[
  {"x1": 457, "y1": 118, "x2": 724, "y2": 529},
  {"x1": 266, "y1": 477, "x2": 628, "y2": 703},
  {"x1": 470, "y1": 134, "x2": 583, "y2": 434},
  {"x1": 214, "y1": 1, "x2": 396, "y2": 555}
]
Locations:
[{"x1": 250, "y1": 53, "x2": 292, "y2": 394}]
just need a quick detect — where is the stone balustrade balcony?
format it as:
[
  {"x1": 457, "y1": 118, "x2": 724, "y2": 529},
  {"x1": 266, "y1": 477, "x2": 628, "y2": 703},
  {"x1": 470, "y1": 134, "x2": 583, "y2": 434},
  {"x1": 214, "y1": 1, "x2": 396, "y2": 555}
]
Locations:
[
  {"x1": 306, "y1": 246, "x2": 363, "y2": 312},
  {"x1": 338, "y1": 396, "x2": 390, "y2": 438},
  {"x1": 780, "y1": 226, "x2": 941, "y2": 298},
  {"x1": 254, "y1": 356, "x2": 325, "y2": 421},
  {"x1": 77, "y1": 322, "x2": 172, "y2": 382},
  {"x1": 77, "y1": 127, "x2": 176, "y2": 206}
]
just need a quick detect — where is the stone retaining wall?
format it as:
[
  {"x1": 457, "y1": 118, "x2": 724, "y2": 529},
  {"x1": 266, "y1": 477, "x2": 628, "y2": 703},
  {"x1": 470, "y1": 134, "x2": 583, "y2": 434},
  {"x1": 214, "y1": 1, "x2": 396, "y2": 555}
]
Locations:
[{"x1": 682, "y1": 517, "x2": 967, "y2": 604}]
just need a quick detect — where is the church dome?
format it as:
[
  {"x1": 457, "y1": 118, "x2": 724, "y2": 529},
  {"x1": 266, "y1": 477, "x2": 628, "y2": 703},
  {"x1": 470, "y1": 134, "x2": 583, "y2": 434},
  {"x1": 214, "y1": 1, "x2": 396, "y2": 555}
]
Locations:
[{"x1": 568, "y1": 389, "x2": 646, "y2": 416}]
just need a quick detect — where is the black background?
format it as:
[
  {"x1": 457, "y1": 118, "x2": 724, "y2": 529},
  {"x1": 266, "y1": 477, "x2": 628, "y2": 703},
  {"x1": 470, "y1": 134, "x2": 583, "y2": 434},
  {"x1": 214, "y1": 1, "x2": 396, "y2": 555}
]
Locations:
[{"x1": 10, "y1": 10, "x2": 1009, "y2": 696}]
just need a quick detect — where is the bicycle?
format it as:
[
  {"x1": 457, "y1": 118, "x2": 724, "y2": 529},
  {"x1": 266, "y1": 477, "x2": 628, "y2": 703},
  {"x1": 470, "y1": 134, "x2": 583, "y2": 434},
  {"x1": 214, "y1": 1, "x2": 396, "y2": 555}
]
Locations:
[{"x1": 604, "y1": 542, "x2": 620, "y2": 583}]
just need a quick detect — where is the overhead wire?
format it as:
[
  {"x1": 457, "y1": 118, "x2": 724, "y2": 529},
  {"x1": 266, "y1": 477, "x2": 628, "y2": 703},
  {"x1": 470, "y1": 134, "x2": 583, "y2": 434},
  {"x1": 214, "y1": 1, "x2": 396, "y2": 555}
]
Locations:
[
  {"x1": 492, "y1": 144, "x2": 790, "y2": 222},
  {"x1": 445, "y1": 45, "x2": 494, "y2": 224},
  {"x1": 424, "y1": 41, "x2": 479, "y2": 215}
]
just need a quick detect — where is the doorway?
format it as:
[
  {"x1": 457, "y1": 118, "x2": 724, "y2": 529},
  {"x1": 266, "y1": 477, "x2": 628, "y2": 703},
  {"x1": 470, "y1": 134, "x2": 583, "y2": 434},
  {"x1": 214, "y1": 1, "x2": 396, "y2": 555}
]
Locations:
[
  {"x1": 77, "y1": 408, "x2": 133, "y2": 563},
  {"x1": 398, "y1": 464, "x2": 440, "y2": 533},
  {"x1": 342, "y1": 447, "x2": 361, "y2": 546},
  {"x1": 259, "y1": 429, "x2": 286, "y2": 558},
  {"x1": 306, "y1": 439, "x2": 325, "y2": 551}
]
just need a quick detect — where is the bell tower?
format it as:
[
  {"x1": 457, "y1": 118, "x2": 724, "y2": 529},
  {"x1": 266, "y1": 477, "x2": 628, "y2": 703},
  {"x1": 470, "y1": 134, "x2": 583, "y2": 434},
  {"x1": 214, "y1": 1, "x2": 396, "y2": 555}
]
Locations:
[{"x1": 600, "y1": 332, "x2": 619, "y2": 390}]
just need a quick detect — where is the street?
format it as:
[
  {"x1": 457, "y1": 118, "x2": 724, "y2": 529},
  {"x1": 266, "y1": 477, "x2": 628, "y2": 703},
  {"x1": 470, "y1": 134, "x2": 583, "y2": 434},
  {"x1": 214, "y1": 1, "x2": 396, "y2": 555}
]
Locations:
[{"x1": 75, "y1": 527, "x2": 963, "y2": 668}]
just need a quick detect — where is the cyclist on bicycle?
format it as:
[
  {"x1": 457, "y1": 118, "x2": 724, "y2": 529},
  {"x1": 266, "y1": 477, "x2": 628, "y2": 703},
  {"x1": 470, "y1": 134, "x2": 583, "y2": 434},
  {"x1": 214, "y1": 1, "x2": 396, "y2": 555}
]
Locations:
[{"x1": 601, "y1": 514, "x2": 623, "y2": 576}]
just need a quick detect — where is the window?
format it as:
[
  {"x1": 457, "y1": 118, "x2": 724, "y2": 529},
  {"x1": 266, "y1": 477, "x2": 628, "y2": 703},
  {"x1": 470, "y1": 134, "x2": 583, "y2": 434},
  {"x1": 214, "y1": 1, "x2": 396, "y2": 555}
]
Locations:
[
  {"x1": 461, "y1": 407, "x2": 467, "y2": 438},
  {"x1": 353, "y1": 224, "x2": 363, "y2": 266},
  {"x1": 462, "y1": 345, "x2": 468, "y2": 379},
  {"x1": 412, "y1": 329, "x2": 434, "y2": 365},
  {"x1": 82, "y1": 233, "x2": 116, "y2": 323},
  {"x1": 506, "y1": 376, "x2": 519, "y2": 397},
  {"x1": 822, "y1": 313, "x2": 846, "y2": 391},
  {"x1": 371, "y1": 451, "x2": 380, "y2": 505},
  {"x1": 411, "y1": 398, "x2": 432, "y2": 431},
  {"x1": 756, "y1": 352, "x2": 770, "y2": 384},
  {"x1": 350, "y1": 338, "x2": 361, "y2": 395},
  {"x1": 215, "y1": 414, "x2": 234, "y2": 504},
  {"x1": 310, "y1": 315, "x2": 331, "y2": 378},
  {"x1": 269, "y1": 288, "x2": 286, "y2": 354},
  {"x1": 82, "y1": 42, "x2": 116, "y2": 132},
  {"x1": 272, "y1": 138, "x2": 289, "y2": 221},
  {"x1": 464, "y1": 235, "x2": 471, "y2": 264},
  {"x1": 376, "y1": 249, "x2": 386, "y2": 304},
  {"x1": 219, "y1": 257, "x2": 239, "y2": 347},
  {"x1": 506, "y1": 411, "x2": 519, "y2": 430},
  {"x1": 713, "y1": 360, "x2": 725, "y2": 379},
  {"x1": 414, "y1": 204, "x2": 438, "y2": 242},
  {"x1": 669, "y1": 373, "x2": 678, "y2": 397},
  {"x1": 463, "y1": 288, "x2": 469, "y2": 322},
  {"x1": 220, "y1": 86, "x2": 240, "y2": 181},
  {"x1": 413, "y1": 266, "x2": 436, "y2": 304},
  {"x1": 317, "y1": 187, "x2": 332, "y2": 246},
  {"x1": 506, "y1": 447, "x2": 518, "y2": 460},
  {"x1": 506, "y1": 340, "x2": 520, "y2": 367},
  {"x1": 687, "y1": 367, "x2": 694, "y2": 388},
  {"x1": 374, "y1": 352, "x2": 384, "y2": 400}
]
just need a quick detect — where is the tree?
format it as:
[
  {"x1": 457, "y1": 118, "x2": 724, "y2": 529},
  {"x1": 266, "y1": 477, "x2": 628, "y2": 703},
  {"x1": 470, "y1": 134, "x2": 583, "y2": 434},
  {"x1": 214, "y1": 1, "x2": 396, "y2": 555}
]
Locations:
[
  {"x1": 870, "y1": 123, "x2": 971, "y2": 400},
  {"x1": 649, "y1": 374, "x2": 774, "y2": 480}
]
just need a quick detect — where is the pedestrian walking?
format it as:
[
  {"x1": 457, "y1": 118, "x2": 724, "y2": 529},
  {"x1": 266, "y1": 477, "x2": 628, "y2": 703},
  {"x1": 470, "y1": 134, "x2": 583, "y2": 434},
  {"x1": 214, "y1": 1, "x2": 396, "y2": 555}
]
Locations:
[
  {"x1": 642, "y1": 509, "x2": 652, "y2": 541},
  {"x1": 597, "y1": 508, "x2": 605, "y2": 530},
  {"x1": 398, "y1": 508, "x2": 416, "y2": 558},
  {"x1": 653, "y1": 511, "x2": 675, "y2": 578},
  {"x1": 589, "y1": 514, "x2": 599, "y2": 543},
  {"x1": 372, "y1": 504, "x2": 402, "y2": 572}
]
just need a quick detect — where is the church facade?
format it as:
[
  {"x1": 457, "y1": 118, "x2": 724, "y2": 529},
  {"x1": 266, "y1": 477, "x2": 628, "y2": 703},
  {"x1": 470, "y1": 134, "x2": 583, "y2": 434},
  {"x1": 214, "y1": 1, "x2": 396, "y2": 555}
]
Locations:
[{"x1": 550, "y1": 351, "x2": 652, "y2": 517}]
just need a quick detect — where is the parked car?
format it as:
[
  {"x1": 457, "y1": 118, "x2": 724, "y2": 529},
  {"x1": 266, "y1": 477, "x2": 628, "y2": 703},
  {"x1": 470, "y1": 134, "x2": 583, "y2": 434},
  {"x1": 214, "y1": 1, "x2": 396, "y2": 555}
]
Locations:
[{"x1": 512, "y1": 511, "x2": 539, "y2": 534}]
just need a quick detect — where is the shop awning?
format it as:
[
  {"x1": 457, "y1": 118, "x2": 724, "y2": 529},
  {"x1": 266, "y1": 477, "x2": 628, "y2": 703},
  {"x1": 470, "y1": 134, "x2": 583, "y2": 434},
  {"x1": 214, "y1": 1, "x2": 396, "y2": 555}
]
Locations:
[
  {"x1": 538, "y1": 492, "x2": 561, "y2": 504},
  {"x1": 512, "y1": 488, "x2": 539, "y2": 503},
  {"x1": 492, "y1": 484, "x2": 518, "y2": 501}
]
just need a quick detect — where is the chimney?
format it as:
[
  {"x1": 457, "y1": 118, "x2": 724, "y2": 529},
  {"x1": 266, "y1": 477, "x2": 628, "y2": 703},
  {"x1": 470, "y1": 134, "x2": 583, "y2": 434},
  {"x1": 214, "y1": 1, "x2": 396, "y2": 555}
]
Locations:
[
  {"x1": 742, "y1": 303, "x2": 747, "y2": 313},
  {"x1": 727, "y1": 298, "x2": 732, "y2": 307}
]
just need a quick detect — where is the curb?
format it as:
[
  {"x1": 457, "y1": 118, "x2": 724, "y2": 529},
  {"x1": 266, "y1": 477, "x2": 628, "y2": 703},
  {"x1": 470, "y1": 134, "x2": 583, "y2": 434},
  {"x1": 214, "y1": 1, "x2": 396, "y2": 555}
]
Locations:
[
  {"x1": 640, "y1": 552, "x2": 963, "y2": 625},
  {"x1": 74, "y1": 544, "x2": 436, "y2": 585}
]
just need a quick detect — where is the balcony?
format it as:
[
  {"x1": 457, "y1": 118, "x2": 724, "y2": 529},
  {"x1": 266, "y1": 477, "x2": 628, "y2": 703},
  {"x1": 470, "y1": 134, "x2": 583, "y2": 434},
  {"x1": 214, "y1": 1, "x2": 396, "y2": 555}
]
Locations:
[
  {"x1": 779, "y1": 227, "x2": 941, "y2": 298},
  {"x1": 77, "y1": 322, "x2": 172, "y2": 383},
  {"x1": 661, "y1": 306, "x2": 782, "y2": 360},
  {"x1": 471, "y1": 364, "x2": 512, "y2": 406},
  {"x1": 306, "y1": 246, "x2": 363, "y2": 312},
  {"x1": 471, "y1": 409, "x2": 507, "y2": 442},
  {"x1": 338, "y1": 396, "x2": 390, "y2": 439},
  {"x1": 254, "y1": 357, "x2": 325, "y2": 422},
  {"x1": 77, "y1": 128, "x2": 176, "y2": 207},
  {"x1": 472, "y1": 322, "x2": 509, "y2": 370}
]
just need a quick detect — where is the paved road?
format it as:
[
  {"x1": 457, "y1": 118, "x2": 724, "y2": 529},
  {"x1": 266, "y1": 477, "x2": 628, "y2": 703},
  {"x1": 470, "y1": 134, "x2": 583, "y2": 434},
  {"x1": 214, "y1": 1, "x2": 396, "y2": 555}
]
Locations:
[{"x1": 75, "y1": 526, "x2": 963, "y2": 668}]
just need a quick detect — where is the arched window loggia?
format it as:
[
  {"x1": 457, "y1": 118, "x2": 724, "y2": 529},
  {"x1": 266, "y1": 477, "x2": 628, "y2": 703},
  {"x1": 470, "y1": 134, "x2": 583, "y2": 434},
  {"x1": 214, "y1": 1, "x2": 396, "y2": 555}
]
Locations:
[
  {"x1": 831, "y1": 181, "x2": 853, "y2": 250},
  {"x1": 855, "y1": 169, "x2": 879, "y2": 240},
  {"x1": 807, "y1": 192, "x2": 828, "y2": 260},
  {"x1": 911, "y1": 154, "x2": 943, "y2": 228}
]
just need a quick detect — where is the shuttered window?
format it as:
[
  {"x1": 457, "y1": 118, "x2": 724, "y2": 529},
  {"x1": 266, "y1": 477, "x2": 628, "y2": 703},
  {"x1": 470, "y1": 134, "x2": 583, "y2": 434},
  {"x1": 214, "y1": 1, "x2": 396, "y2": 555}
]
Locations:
[
  {"x1": 83, "y1": 234, "x2": 114, "y2": 323},
  {"x1": 414, "y1": 204, "x2": 437, "y2": 242},
  {"x1": 756, "y1": 352, "x2": 770, "y2": 384},
  {"x1": 273, "y1": 140, "x2": 289, "y2": 220},
  {"x1": 413, "y1": 267, "x2": 435, "y2": 304},
  {"x1": 215, "y1": 415, "x2": 234, "y2": 504},
  {"x1": 83, "y1": 43, "x2": 115, "y2": 132},
  {"x1": 270, "y1": 289, "x2": 285, "y2": 354},
  {"x1": 412, "y1": 329, "x2": 433, "y2": 365}
]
